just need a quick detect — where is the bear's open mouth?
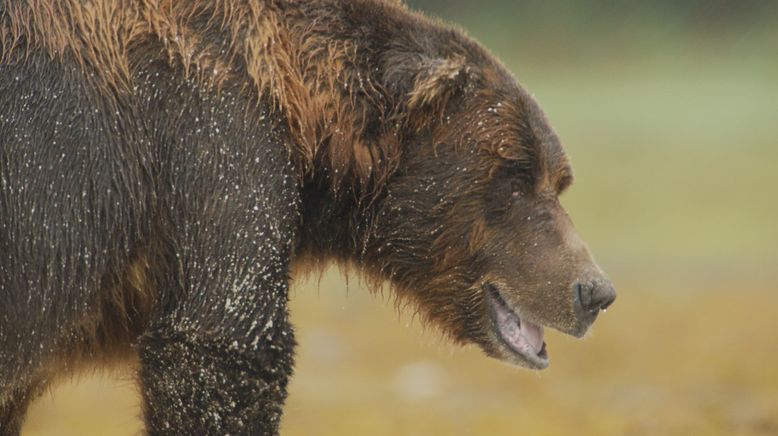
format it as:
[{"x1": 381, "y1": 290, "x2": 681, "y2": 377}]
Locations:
[{"x1": 484, "y1": 284, "x2": 549, "y2": 369}]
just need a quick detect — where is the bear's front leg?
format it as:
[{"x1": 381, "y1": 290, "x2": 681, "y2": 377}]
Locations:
[
  {"x1": 135, "y1": 185, "x2": 299, "y2": 434},
  {"x1": 135, "y1": 172, "x2": 298, "y2": 435},
  {"x1": 130, "y1": 73, "x2": 301, "y2": 434},
  {"x1": 138, "y1": 308, "x2": 294, "y2": 435}
]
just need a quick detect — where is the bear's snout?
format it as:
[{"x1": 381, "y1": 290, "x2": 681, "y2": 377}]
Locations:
[{"x1": 572, "y1": 277, "x2": 616, "y2": 337}]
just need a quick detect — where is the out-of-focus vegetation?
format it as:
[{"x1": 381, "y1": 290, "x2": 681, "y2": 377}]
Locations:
[{"x1": 22, "y1": 1, "x2": 778, "y2": 435}]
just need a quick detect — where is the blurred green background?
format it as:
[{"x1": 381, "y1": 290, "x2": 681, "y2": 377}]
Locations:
[{"x1": 23, "y1": 1, "x2": 778, "y2": 435}]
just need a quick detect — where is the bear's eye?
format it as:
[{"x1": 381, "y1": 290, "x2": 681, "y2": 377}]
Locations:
[
  {"x1": 504, "y1": 156, "x2": 536, "y2": 195},
  {"x1": 510, "y1": 181, "x2": 524, "y2": 199}
]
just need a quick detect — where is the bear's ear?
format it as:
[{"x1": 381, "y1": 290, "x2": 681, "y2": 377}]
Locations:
[
  {"x1": 383, "y1": 53, "x2": 472, "y2": 128},
  {"x1": 406, "y1": 55, "x2": 469, "y2": 110}
]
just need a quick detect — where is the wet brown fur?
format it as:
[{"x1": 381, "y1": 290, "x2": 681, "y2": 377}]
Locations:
[
  {"x1": 0, "y1": 0, "x2": 554, "y2": 189},
  {"x1": 1, "y1": 3, "x2": 602, "y2": 423},
  {"x1": 0, "y1": 0, "x2": 519, "y2": 389},
  {"x1": 1, "y1": 0, "x2": 432, "y2": 186}
]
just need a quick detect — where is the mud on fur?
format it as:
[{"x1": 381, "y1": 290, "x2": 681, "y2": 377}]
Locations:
[{"x1": 0, "y1": 0, "x2": 615, "y2": 434}]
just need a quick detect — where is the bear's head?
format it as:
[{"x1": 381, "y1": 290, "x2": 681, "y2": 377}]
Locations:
[{"x1": 360, "y1": 49, "x2": 616, "y2": 369}]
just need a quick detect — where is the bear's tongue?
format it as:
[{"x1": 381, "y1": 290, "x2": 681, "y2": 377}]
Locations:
[
  {"x1": 519, "y1": 320, "x2": 544, "y2": 354},
  {"x1": 493, "y1": 298, "x2": 544, "y2": 355}
]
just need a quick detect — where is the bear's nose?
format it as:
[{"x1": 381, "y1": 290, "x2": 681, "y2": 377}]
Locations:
[{"x1": 575, "y1": 278, "x2": 616, "y2": 315}]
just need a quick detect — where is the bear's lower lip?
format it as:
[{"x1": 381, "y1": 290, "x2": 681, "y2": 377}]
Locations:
[{"x1": 484, "y1": 284, "x2": 549, "y2": 369}]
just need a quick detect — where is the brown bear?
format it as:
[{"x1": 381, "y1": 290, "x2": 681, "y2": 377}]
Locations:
[{"x1": 0, "y1": 0, "x2": 615, "y2": 434}]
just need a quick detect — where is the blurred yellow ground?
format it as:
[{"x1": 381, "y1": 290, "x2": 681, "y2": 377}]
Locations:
[{"x1": 22, "y1": 271, "x2": 778, "y2": 436}]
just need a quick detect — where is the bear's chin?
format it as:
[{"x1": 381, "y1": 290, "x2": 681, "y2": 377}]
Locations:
[{"x1": 483, "y1": 283, "x2": 550, "y2": 370}]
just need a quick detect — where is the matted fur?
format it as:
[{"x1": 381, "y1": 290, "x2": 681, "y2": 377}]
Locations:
[
  {"x1": 0, "y1": 0, "x2": 442, "y2": 187},
  {"x1": 0, "y1": 0, "x2": 576, "y2": 341}
]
